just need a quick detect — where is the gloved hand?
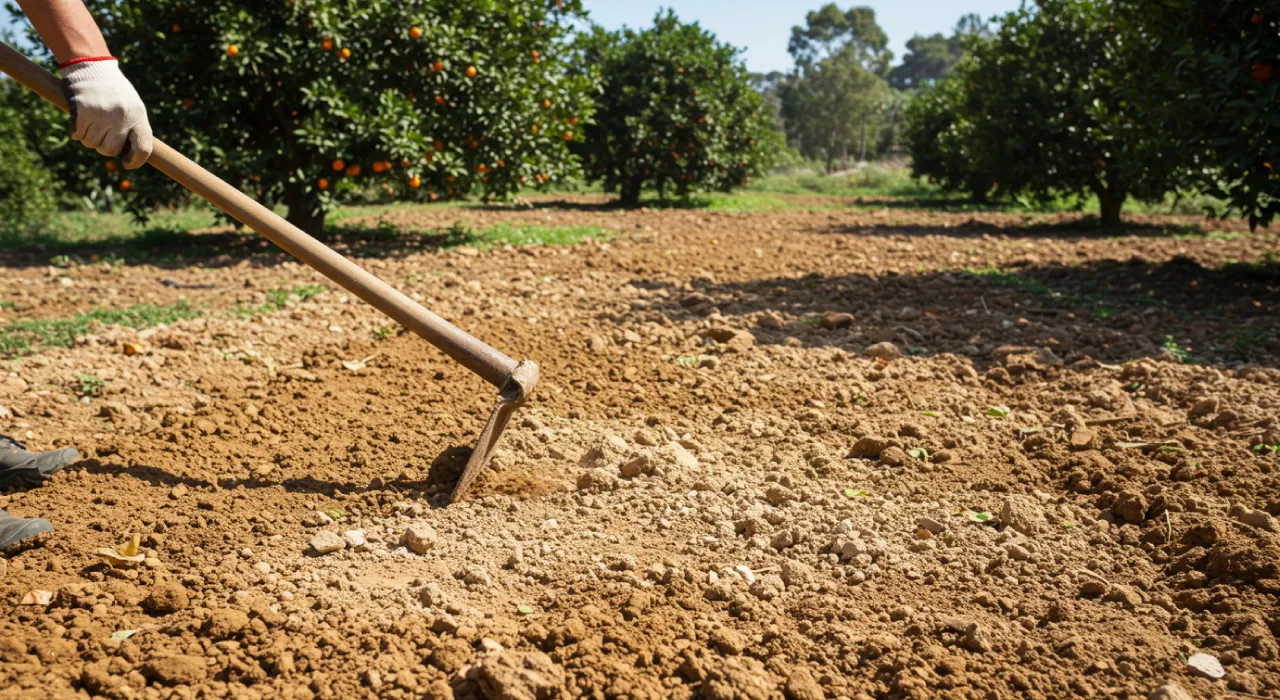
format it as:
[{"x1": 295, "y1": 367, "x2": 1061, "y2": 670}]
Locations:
[{"x1": 59, "y1": 57, "x2": 153, "y2": 169}]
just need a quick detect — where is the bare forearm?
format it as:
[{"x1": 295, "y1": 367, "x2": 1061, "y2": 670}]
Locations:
[{"x1": 14, "y1": 0, "x2": 110, "y2": 64}]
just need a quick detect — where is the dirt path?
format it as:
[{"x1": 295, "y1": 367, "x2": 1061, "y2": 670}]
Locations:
[{"x1": 1, "y1": 200, "x2": 1279, "y2": 699}]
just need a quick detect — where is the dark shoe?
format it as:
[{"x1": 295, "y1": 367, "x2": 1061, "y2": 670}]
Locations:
[
  {"x1": 0, "y1": 509, "x2": 52, "y2": 550},
  {"x1": 0, "y1": 435, "x2": 79, "y2": 489}
]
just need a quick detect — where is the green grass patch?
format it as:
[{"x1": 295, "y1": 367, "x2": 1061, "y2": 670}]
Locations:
[
  {"x1": 0, "y1": 301, "x2": 13, "y2": 310},
  {"x1": 448, "y1": 222, "x2": 614, "y2": 249},
  {"x1": 0, "y1": 301, "x2": 204, "y2": 359},
  {"x1": 234, "y1": 284, "x2": 327, "y2": 317}
]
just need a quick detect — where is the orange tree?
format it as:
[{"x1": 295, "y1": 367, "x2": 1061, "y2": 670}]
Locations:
[
  {"x1": 571, "y1": 11, "x2": 778, "y2": 206},
  {"x1": 13, "y1": 0, "x2": 596, "y2": 232},
  {"x1": 1117, "y1": 0, "x2": 1280, "y2": 228}
]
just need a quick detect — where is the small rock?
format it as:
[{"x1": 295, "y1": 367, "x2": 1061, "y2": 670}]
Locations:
[
  {"x1": 343, "y1": 530, "x2": 367, "y2": 549},
  {"x1": 1147, "y1": 682, "x2": 1195, "y2": 700},
  {"x1": 1189, "y1": 397, "x2": 1219, "y2": 417},
  {"x1": 917, "y1": 516, "x2": 946, "y2": 535},
  {"x1": 620, "y1": 454, "x2": 651, "y2": 478},
  {"x1": 879, "y1": 446, "x2": 908, "y2": 467},
  {"x1": 749, "y1": 574, "x2": 785, "y2": 601},
  {"x1": 468, "y1": 650, "x2": 566, "y2": 700},
  {"x1": 1112, "y1": 490, "x2": 1149, "y2": 525},
  {"x1": 576, "y1": 469, "x2": 619, "y2": 493},
  {"x1": 309, "y1": 531, "x2": 345, "y2": 555},
  {"x1": 1069, "y1": 429, "x2": 1097, "y2": 450},
  {"x1": 1005, "y1": 543, "x2": 1032, "y2": 561},
  {"x1": 779, "y1": 560, "x2": 815, "y2": 587},
  {"x1": 821, "y1": 312, "x2": 855, "y2": 330},
  {"x1": 669, "y1": 442, "x2": 700, "y2": 470},
  {"x1": 709, "y1": 627, "x2": 748, "y2": 655},
  {"x1": 1079, "y1": 578, "x2": 1110, "y2": 597},
  {"x1": 1000, "y1": 496, "x2": 1047, "y2": 537},
  {"x1": 203, "y1": 608, "x2": 250, "y2": 640},
  {"x1": 864, "y1": 341, "x2": 904, "y2": 361},
  {"x1": 142, "y1": 581, "x2": 189, "y2": 615},
  {"x1": 142, "y1": 656, "x2": 207, "y2": 686},
  {"x1": 1235, "y1": 508, "x2": 1278, "y2": 533},
  {"x1": 403, "y1": 524, "x2": 438, "y2": 554},
  {"x1": 168, "y1": 484, "x2": 189, "y2": 500},
  {"x1": 783, "y1": 669, "x2": 824, "y2": 700},
  {"x1": 848, "y1": 436, "x2": 895, "y2": 458},
  {"x1": 1186, "y1": 652, "x2": 1225, "y2": 680}
]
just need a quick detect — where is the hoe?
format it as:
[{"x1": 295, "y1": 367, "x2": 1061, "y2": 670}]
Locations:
[{"x1": 0, "y1": 43, "x2": 538, "y2": 501}]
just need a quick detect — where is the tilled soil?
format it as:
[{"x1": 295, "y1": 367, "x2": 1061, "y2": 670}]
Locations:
[{"x1": 1, "y1": 197, "x2": 1279, "y2": 699}]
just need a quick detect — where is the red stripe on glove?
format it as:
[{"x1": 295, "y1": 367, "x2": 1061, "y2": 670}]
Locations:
[{"x1": 58, "y1": 56, "x2": 118, "y2": 70}]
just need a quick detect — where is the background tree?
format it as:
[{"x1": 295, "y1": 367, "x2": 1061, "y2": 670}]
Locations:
[
  {"x1": 0, "y1": 78, "x2": 58, "y2": 240},
  {"x1": 8, "y1": 0, "x2": 597, "y2": 233},
  {"x1": 573, "y1": 11, "x2": 778, "y2": 206},
  {"x1": 1116, "y1": 0, "x2": 1280, "y2": 228},
  {"x1": 903, "y1": 0, "x2": 1182, "y2": 226},
  {"x1": 778, "y1": 5, "x2": 891, "y2": 169},
  {"x1": 788, "y1": 4, "x2": 891, "y2": 75},
  {"x1": 888, "y1": 14, "x2": 989, "y2": 89}
]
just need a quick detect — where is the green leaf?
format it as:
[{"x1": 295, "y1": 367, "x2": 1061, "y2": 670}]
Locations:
[
  {"x1": 517, "y1": 604, "x2": 535, "y2": 615},
  {"x1": 966, "y1": 510, "x2": 994, "y2": 523},
  {"x1": 675, "y1": 356, "x2": 698, "y2": 367},
  {"x1": 908, "y1": 448, "x2": 929, "y2": 461},
  {"x1": 843, "y1": 488, "x2": 868, "y2": 498},
  {"x1": 984, "y1": 406, "x2": 1010, "y2": 417},
  {"x1": 921, "y1": 410, "x2": 941, "y2": 417},
  {"x1": 111, "y1": 629, "x2": 140, "y2": 640}
]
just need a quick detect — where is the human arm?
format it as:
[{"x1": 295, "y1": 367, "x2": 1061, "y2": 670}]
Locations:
[{"x1": 14, "y1": 0, "x2": 153, "y2": 169}]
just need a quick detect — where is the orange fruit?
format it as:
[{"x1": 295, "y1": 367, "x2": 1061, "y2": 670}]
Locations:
[
  {"x1": 402, "y1": 158, "x2": 411, "y2": 167},
  {"x1": 429, "y1": 192, "x2": 439, "y2": 201},
  {"x1": 322, "y1": 39, "x2": 333, "y2": 51},
  {"x1": 1253, "y1": 12, "x2": 1264, "y2": 24},
  {"x1": 346, "y1": 164, "x2": 361, "y2": 176},
  {"x1": 466, "y1": 65, "x2": 478, "y2": 78},
  {"x1": 433, "y1": 60, "x2": 444, "y2": 71},
  {"x1": 105, "y1": 160, "x2": 118, "y2": 172},
  {"x1": 409, "y1": 175, "x2": 421, "y2": 188},
  {"x1": 318, "y1": 178, "x2": 329, "y2": 190},
  {"x1": 542, "y1": 98, "x2": 551, "y2": 109},
  {"x1": 332, "y1": 159, "x2": 345, "y2": 171},
  {"x1": 435, "y1": 95, "x2": 446, "y2": 105},
  {"x1": 182, "y1": 98, "x2": 195, "y2": 109},
  {"x1": 433, "y1": 139, "x2": 444, "y2": 151},
  {"x1": 172, "y1": 24, "x2": 181, "y2": 33},
  {"x1": 410, "y1": 26, "x2": 422, "y2": 39},
  {"x1": 340, "y1": 47, "x2": 351, "y2": 59},
  {"x1": 120, "y1": 180, "x2": 133, "y2": 191},
  {"x1": 563, "y1": 131, "x2": 573, "y2": 142},
  {"x1": 226, "y1": 45, "x2": 239, "y2": 58},
  {"x1": 1253, "y1": 62, "x2": 1273, "y2": 82}
]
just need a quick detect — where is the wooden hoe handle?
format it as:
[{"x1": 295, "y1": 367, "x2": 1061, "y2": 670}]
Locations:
[{"x1": 0, "y1": 42, "x2": 535, "y2": 398}]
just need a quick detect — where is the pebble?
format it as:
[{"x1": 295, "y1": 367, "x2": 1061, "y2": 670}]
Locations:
[
  {"x1": 1188, "y1": 397, "x2": 1219, "y2": 417},
  {"x1": 670, "y1": 442, "x2": 700, "y2": 470},
  {"x1": 1235, "y1": 508, "x2": 1278, "y2": 533},
  {"x1": 1146, "y1": 682, "x2": 1194, "y2": 700},
  {"x1": 403, "y1": 524, "x2": 438, "y2": 554},
  {"x1": 168, "y1": 484, "x2": 188, "y2": 500},
  {"x1": 310, "y1": 531, "x2": 345, "y2": 555},
  {"x1": 254, "y1": 562, "x2": 272, "y2": 574},
  {"x1": 141, "y1": 581, "x2": 189, "y2": 615},
  {"x1": 344, "y1": 530, "x2": 367, "y2": 549},
  {"x1": 1186, "y1": 652, "x2": 1225, "y2": 680},
  {"x1": 917, "y1": 516, "x2": 946, "y2": 535},
  {"x1": 821, "y1": 312, "x2": 855, "y2": 329},
  {"x1": 864, "y1": 341, "x2": 904, "y2": 360}
]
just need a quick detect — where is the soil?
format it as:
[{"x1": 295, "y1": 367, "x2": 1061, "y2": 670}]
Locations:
[{"x1": 1, "y1": 195, "x2": 1279, "y2": 699}]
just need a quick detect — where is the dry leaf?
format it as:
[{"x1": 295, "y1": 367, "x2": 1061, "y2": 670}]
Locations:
[
  {"x1": 122, "y1": 341, "x2": 145, "y2": 356},
  {"x1": 118, "y1": 533, "x2": 141, "y2": 557},
  {"x1": 93, "y1": 548, "x2": 145, "y2": 569},
  {"x1": 341, "y1": 354, "x2": 379, "y2": 372}
]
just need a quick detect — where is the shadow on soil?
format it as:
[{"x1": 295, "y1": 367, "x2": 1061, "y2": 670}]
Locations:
[
  {"x1": 613, "y1": 256, "x2": 1280, "y2": 370},
  {"x1": 77, "y1": 443, "x2": 477, "y2": 502}
]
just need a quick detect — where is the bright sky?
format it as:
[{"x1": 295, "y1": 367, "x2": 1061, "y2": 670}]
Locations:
[
  {"x1": 5, "y1": 2, "x2": 1025, "y2": 73},
  {"x1": 582, "y1": 1, "x2": 1027, "y2": 73}
]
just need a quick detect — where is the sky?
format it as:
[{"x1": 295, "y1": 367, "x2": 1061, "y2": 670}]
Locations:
[
  {"x1": 581, "y1": 1, "x2": 1027, "y2": 74},
  {"x1": 5, "y1": 2, "x2": 1026, "y2": 73}
]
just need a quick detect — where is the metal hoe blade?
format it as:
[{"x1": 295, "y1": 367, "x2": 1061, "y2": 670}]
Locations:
[{"x1": 450, "y1": 359, "x2": 539, "y2": 502}]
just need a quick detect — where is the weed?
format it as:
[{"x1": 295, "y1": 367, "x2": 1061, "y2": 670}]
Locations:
[
  {"x1": 373, "y1": 327, "x2": 394, "y2": 341},
  {"x1": 1163, "y1": 336, "x2": 1201, "y2": 364},
  {"x1": 234, "y1": 284, "x2": 326, "y2": 316},
  {"x1": 1253, "y1": 444, "x2": 1280, "y2": 456},
  {"x1": 75, "y1": 372, "x2": 105, "y2": 397},
  {"x1": 0, "y1": 302, "x2": 203, "y2": 359},
  {"x1": 0, "y1": 301, "x2": 13, "y2": 310}
]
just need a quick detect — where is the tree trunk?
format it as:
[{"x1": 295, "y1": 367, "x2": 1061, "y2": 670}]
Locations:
[
  {"x1": 859, "y1": 117, "x2": 867, "y2": 162},
  {"x1": 619, "y1": 176, "x2": 645, "y2": 208},
  {"x1": 284, "y1": 183, "x2": 326, "y2": 235},
  {"x1": 1092, "y1": 180, "x2": 1126, "y2": 228}
]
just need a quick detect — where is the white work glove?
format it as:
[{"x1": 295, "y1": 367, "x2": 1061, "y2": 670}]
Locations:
[{"x1": 59, "y1": 58, "x2": 153, "y2": 170}]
